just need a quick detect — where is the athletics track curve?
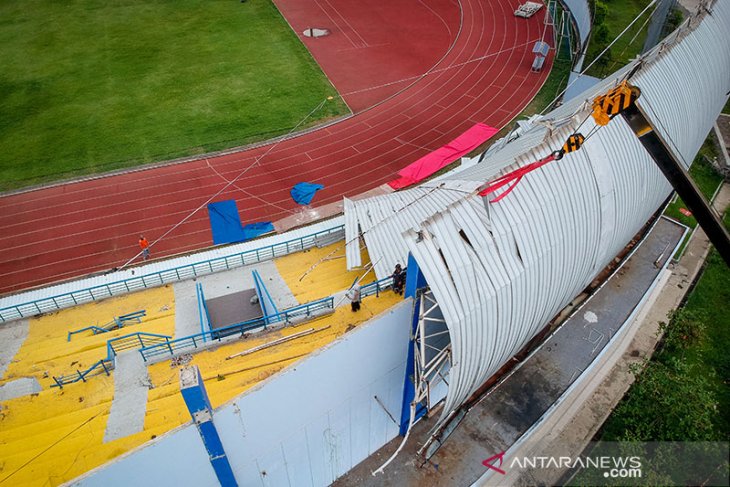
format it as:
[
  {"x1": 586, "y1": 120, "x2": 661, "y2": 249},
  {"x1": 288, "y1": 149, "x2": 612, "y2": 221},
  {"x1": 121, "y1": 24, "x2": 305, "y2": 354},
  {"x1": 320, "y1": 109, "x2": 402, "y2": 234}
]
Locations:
[{"x1": 0, "y1": 0, "x2": 552, "y2": 294}]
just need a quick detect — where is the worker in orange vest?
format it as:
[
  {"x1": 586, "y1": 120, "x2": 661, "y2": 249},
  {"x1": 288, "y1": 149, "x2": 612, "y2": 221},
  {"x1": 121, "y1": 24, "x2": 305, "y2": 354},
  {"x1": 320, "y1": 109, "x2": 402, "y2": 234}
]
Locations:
[{"x1": 139, "y1": 236, "x2": 150, "y2": 261}]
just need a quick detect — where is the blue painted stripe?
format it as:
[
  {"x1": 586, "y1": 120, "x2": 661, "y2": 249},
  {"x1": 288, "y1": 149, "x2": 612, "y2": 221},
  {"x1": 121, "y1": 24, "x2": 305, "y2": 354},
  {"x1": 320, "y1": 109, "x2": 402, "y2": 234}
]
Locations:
[{"x1": 180, "y1": 366, "x2": 238, "y2": 486}]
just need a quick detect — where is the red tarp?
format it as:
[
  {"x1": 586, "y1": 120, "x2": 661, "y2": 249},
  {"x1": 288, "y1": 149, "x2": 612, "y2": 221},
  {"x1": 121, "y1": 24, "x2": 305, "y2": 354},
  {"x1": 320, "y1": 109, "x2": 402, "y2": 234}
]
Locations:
[{"x1": 388, "y1": 123, "x2": 498, "y2": 189}]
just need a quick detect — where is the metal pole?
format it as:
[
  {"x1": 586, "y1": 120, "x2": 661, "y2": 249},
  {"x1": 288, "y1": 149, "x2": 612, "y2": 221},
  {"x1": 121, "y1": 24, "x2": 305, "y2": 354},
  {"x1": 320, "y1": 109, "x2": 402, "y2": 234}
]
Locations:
[{"x1": 624, "y1": 106, "x2": 730, "y2": 266}]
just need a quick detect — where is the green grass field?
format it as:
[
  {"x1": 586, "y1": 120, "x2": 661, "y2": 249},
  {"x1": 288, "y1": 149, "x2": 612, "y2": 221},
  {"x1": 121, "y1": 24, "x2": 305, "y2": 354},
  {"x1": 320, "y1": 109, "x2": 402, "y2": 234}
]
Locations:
[
  {"x1": 0, "y1": 0, "x2": 348, "y2": 191},
  {"x1": 584, "y1": 0, "x2": 653, "y2": 78}
]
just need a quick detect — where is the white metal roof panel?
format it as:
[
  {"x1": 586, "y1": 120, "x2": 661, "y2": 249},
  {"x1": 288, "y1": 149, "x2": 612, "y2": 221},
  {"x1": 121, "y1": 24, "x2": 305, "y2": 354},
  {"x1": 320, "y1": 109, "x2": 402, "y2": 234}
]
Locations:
[
  {"x1": 344, "y1": 198, "x2": 362, "y2": 269},
  {"x1": 634, "y1": 0, "x2": 730, "y2": 168},
  {"x1": 405, "y1": 115, "x2": 673, "y2": 420},
  {"x1": 347, "y1": 180, "x2": 482, "y2": 279}
]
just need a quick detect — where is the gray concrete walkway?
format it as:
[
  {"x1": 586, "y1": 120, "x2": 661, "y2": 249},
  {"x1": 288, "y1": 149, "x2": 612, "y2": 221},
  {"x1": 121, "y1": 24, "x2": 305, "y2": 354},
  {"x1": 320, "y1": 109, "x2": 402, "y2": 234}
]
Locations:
[
  {"x1": 677, "y1": 0, "x2": 703, "y2": 14},
  {"x1": 172, "y1": 261, "x2": 297, "y2": 338},
  {"x1": 0, "y1": 318, "x2": 29, "y2": 379},
  {"x1": 104, "y1": 351, "x2": 151, "y2": 443},
  {"x1": 0, "y1": 377, "x2": 42, "y2": 402}
]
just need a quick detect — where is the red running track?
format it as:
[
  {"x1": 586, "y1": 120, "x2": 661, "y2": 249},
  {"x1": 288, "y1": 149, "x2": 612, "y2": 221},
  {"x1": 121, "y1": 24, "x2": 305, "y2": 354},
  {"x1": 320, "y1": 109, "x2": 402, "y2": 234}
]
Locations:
[
  {"x1": 0, "y1": 0, "x2": 552, "y2": 295},
  {"x1": 277, "y1": 0, "x2": 460, "y2": 112}
]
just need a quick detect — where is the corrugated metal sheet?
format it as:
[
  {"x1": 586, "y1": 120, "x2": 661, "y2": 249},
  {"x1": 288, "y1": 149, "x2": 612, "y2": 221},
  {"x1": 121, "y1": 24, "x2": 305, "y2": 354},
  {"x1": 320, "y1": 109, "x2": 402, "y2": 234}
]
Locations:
[
  {"x1": 344, "y1": 1, "x2": 728, "y2": 429},
  {"x1": 633, "y1": 0, "x2": 730, "y2": 168},
  {"x1": 347, "y1": 180, "x2": 482, "y2": 279},
  {"x1": 344, "y1": 198, "x2": 362, "y2": 269},
  {"x1": 403, "y1": 113, "x2": 673, "y2": 421},
  {"x1": 449, "y1": 63, "x2": 637, "y2": 186}
]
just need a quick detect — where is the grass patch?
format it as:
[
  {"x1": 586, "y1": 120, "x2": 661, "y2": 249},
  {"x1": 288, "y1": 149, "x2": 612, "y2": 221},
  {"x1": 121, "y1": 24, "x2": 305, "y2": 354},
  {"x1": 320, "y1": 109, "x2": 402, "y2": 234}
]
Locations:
[
  {"x1": 724, "y1": 98, "x2": 730, "y2": 115},
  {"x1": 584, "y1": 0, "x2": 653, "y2": 78},
  {"x1": 0, "y1": 0, "x2": 348, "y2": 191}
]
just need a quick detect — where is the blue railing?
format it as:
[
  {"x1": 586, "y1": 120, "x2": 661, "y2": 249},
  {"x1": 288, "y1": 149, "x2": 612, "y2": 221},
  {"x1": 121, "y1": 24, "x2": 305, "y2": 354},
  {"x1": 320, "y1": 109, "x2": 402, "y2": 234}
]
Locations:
[
  {"x1": 0, "y1": 225, "x2": 345, "y2": 323},
  {"x1": 49, "y1": 271, "x2": 402, "y2": 385},
  {"x1": 361, "y1": 274, "x2": 398, "y2": 298},
  {"x1": 51, "y1": 359, "x2": 113, "y2": 388},
  {"x1": 51, "y1": 331, "x2": 172, "y2": 388},
  {"x1": 139, "y1": 296, "x2": 335, "y2": 361},
  {"x1": 196, "y1": 283, "x2": 210, "y2": 342},
  {"x1": 357, "y1": 267, "x2": 406, "y2": 299},
  {"x1": 67, "y1": 310, "x2": 146, "y2": 341},
  {"x1": 107, "y1": 332, "x2": 172, "y2": 358}
]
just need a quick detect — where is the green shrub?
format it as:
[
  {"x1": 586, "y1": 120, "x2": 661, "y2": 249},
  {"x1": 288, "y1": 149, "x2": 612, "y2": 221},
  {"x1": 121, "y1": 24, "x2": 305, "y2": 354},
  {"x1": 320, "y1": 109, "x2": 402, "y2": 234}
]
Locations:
[{"x1": 659, "y1": 309, "x2": 707, "y2": 352}]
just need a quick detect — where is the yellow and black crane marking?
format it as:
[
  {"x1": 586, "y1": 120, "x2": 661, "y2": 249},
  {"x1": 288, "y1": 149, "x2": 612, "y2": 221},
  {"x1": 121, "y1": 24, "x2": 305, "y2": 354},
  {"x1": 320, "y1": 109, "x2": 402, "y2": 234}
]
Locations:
[{"x1": 591, "y1": 81, "x2": 642, "y2": 126}]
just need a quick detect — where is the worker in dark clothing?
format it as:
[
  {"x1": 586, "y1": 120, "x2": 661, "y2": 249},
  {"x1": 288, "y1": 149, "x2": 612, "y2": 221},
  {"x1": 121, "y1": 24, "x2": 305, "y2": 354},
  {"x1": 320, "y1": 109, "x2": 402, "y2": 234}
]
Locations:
[
  {"x1": 348, "y1": 284, "x2": 361, "y2": 312},
  {"x1": 392, "y1": 264, "x2": 405, "y2": 295}
]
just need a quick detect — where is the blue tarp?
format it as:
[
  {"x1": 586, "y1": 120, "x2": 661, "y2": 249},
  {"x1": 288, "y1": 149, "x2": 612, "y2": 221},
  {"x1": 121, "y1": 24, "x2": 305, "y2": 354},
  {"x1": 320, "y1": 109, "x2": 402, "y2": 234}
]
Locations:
[
  {"x1": 242, "y1": 222, "x2": 274, "y2": 241},
  {"x1": 208, "y1": 201, "x2": 274, "y2": 244},
  {"x1": 291, "y1": 182, "x2": 324, "y2": 205},
  {"x1": 207, "y1": 200, "x2": 245, "y2": 245}
]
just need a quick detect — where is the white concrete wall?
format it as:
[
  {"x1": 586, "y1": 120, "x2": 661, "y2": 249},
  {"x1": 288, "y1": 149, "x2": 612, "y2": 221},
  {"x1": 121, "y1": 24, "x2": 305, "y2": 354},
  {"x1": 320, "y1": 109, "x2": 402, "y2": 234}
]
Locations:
[
  {"x1": 219, "y1": 299, "x2": 412, "y2": 485},
  {"x1": 72, "y1": 299, "x2": 414, "y2": 487},
  {"x1": 70, "y1": 426, "x2": 219, "y2": 487}
]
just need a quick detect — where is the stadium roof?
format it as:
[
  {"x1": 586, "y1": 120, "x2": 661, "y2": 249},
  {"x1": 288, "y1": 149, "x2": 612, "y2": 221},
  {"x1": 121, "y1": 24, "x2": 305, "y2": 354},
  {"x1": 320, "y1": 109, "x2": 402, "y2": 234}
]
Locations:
[{"x1": 345, "y1": 0, "x2": 730, "y2": 427}]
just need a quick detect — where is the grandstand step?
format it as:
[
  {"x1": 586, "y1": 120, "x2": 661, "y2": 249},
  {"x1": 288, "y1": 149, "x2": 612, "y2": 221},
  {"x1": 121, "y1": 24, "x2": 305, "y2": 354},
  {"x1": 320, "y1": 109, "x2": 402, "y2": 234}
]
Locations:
[
  {"x1": 314, "y1": 228, "x2": 345, "y2": 248},
  {"x1": 0, "y1": 318, "x2": 28, "y2": 379},
  {"x1": 0, "y1": 377, "x2": 41, "y2": 401},
  {"x1": 104, "y1": 351, "x2": 150, "y2": 443}
]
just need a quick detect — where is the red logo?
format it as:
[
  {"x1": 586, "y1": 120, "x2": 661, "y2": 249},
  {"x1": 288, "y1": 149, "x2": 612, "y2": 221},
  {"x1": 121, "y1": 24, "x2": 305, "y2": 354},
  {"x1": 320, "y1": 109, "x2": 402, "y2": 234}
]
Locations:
[{"x1": 482, "y1": 451, "x2": 507, "y2": 474}]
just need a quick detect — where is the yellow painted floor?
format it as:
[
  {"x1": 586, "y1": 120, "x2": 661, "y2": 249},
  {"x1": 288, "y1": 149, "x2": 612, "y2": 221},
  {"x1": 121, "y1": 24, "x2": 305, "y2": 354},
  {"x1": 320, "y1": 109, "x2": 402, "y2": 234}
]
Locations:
[
  {"x1": 0, "y1": 285, "x2": 175, "y2": 486},
  {"x1": 275, "y1": 241, "x2": 372, "y2": 303},
  {"x1": 0, "y1": 244, "x2": 404, "y2": 486}
]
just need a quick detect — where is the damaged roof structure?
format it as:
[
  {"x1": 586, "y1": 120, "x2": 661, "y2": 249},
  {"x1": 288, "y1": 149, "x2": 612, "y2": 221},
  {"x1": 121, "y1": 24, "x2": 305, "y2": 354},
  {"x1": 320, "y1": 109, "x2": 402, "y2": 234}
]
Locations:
[{"x1": 345, "y1": 0, "x2": 730, "y2": 434}]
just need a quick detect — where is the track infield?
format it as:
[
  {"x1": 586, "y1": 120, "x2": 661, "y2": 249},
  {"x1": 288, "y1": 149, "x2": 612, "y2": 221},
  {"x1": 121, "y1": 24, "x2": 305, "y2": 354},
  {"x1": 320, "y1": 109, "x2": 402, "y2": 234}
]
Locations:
[{"x1": 0, "y1": 0, "x2": 348, "y2": 191}]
